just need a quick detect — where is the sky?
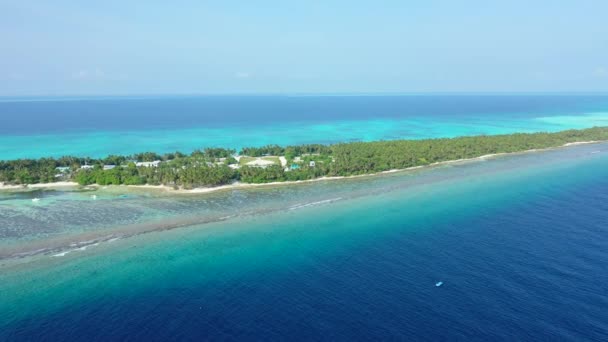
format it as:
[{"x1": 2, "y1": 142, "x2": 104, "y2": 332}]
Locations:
[{"x1": 0, "y1": 0, "x2": 607, "y2": 95}]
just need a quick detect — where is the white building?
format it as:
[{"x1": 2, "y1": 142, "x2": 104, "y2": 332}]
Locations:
[{"x1": 136, "y1": 160, "x2": 161, "y2": 167}]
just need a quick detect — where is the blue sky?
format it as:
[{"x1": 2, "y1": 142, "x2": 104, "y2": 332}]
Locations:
[{"x1": 0, "y1": 0, "x2": 607, "y2": 95}]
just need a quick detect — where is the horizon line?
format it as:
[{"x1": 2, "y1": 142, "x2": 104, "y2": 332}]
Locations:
[{"x1": 1, "y1": 91, "x2": 608, "y2": 99}]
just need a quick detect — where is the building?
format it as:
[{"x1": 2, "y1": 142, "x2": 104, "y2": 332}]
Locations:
[
  {"x1": 309, "y1": 161, "x2": 316, "y2": 167},
  {"x1": 136, "y1": 160, "x2": 161, "y2": 167},
  {"x1": 103, "y1": 165, "x2": 116, "y2": 170},
  {"x1": 245, "y1": 159, "x2": 275, "y2": 168},
  {"x1": 55, "y1": 166, "x2": 70, "y2": 173}
]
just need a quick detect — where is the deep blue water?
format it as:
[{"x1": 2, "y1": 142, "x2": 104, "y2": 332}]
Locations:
[
  {"x1": 1, "y1": 144, "x2": 607, "y2": 341},
  {"x1": 2, "y1": 95, "x2": 608, "y2": 134},
  {"x1": 2, "y1": 95, "x2": 608, "y2": 159}
]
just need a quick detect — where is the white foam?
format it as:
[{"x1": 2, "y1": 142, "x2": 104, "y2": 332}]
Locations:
[
  {"x1": 77, "y1": 243, "x2": 99, "y2": 251},
  {"x1": 53, "y1": 242, "x2": 100, "y2": 257},
  {"x1": 289, "y1": 197, "x2": 343, "y2": 210}
]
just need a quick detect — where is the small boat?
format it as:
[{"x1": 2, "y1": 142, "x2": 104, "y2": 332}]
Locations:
[
  {"x1": 32, "y1": 198, "x2": 40, "y2": 202},
  {"x1": 91, "y1": 195, "x2": 97, "y2": 200},
  {"x1": 435, "y1": 281, "x2": 443, "y2": 287}
]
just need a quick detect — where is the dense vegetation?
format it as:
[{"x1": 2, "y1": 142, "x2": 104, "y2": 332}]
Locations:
[
  {"x1": 1, "y1": 127, "x2": 607, "y2": 188},
  {"x1": 240, "y1": 144, "x2": 332, "y2": 158}
]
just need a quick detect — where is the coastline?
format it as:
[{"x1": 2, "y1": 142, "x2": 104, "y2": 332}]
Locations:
[
  {"x1": 3, "y1": 135, "x2": 608, "y2": 342},
  {"x1": 0, "y1": 140, "x2": 601, "y2": 195},
  {"x1": 0, "y1": 181, "x2": 81, "y2": 191},
  {"x1": 0, "y1": 139, "x2": 604, "y2": 264}
]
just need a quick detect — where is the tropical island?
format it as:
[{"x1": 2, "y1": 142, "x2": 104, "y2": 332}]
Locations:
[{"x1": 1, "y1": 126, "x2": 607, "y2": 191}]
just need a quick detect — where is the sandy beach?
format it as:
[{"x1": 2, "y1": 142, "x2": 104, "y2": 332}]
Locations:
[{"x1": 0, "y1": 181, "x2": 80, "y2": 191}]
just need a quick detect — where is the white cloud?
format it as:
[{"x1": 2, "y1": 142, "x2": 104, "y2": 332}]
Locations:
[
  {"x1": 72, "y1": 68, "x2": 104, "y2": 80},
  {"x1": 235, "y1": 72, "x2": 251, "y2": 79},
  {"x1": 71, "y1": 69, "x2": 128, "y2": 81},
  {"x1": 593, "y1": 67, "x2": 607, "y2": 78}
]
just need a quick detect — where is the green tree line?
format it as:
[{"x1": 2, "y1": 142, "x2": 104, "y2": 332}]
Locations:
[{"x1": 1, "y1": 127, "x2": 607, "y2": 187}]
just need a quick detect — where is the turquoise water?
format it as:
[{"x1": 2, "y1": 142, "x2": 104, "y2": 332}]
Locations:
[
  {"x1": 2, "y1": 95, "x2": 608, "y2": 159},
  {"x1": 1, "y1": 143, "x2": 608, "y2": 340}
]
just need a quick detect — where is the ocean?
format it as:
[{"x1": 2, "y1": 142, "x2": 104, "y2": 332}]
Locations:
[
  {"x1": 1, "y1": 95, "x2": 608, "y2": 341},
  {"x1": 1, "y1": 94, "x2": 608, "y2": 159},
  {"x1": 1, "y1": 141, "x2": 607, "y2": 340}
]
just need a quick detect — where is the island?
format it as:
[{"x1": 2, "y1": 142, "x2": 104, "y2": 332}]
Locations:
[{"x1": 1, "y1": 126, "x2": 607, "y2": 191}]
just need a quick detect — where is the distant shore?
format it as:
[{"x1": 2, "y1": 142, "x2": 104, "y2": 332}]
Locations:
[{"x1": 1, "y1": 140, "x2": 601, "y2": 195}]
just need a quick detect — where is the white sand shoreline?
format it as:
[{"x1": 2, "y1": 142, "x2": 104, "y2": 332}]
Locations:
[
  {"x1": 0, "y1": 140, "x2": 602, "y2": 194},
  {"x1": 0, "y1": 181, "x2": 80, "y2": 191}
]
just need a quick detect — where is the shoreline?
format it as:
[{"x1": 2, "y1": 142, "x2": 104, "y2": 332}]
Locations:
[
  {"x1": 0, "y1": 140, "x2": 601, "y2": 195},
  {"x1": 0, "y1": 139, "x2": 603, "y2": 264},
  {"x1": 0, "y1": 181, "x2": 81, "y2": 191}
]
